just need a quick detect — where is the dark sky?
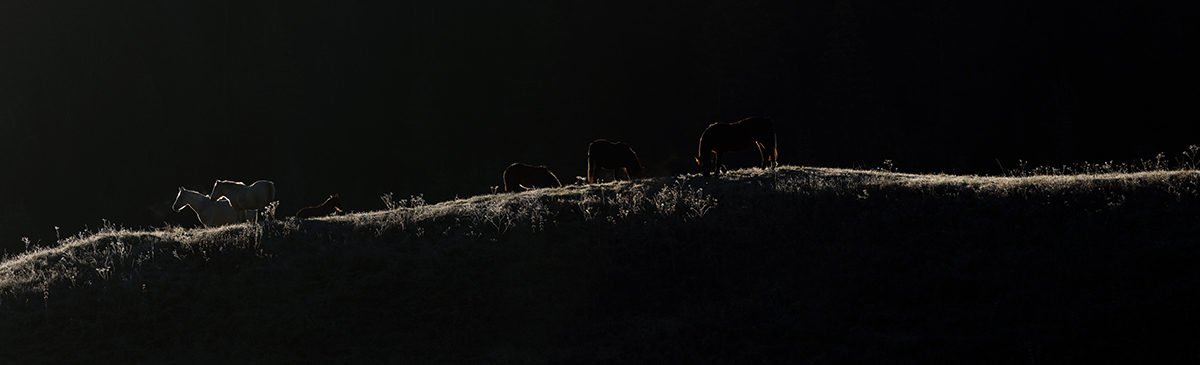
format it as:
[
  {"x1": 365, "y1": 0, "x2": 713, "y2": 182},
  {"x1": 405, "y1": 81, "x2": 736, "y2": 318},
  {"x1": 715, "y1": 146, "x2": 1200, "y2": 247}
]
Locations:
[{"x1": 2, "y1": 0, "x2": 1198, "y2": 252}]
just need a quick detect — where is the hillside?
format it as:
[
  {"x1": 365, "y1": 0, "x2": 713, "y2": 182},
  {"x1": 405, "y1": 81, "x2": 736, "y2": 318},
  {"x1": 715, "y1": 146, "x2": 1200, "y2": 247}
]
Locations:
[{"x1": 2, "y1": 166, "x2": 1199, "y2": 363}]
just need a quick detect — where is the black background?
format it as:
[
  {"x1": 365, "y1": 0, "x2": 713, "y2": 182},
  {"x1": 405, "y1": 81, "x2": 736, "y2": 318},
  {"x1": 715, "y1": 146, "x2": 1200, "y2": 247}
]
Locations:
[{"x1": 2, "y1": 0, "x2": 1197, "y2": 252}]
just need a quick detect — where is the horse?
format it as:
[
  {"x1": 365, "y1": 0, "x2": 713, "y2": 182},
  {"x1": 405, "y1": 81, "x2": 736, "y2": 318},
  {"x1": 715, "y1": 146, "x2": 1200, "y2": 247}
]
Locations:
[
  {"x1": 587, "y1": 139, "x2": 644, "y2": 183},
  {"x1": 295, "y1": 194, "x2": 343, "y2": 219},
  {"x1": 172, "y1": 187, "x2": 239, "y2": 228},
  {"x1": 696, "y1": 116, "x2": 778, "y2": 176},
  {"x1": 503, "y1": 163, "x2": 562, "y2": 192},
  {"x1": 210, "y1": 180, "x2": 276, "y2": 223}
]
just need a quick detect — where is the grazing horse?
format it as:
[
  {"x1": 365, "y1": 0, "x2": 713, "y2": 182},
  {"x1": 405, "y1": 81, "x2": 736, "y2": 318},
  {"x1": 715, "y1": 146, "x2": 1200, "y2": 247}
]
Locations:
[
  {"x1": 503, "y1": 163, "x2": 562, "y2": 192},
  {"x1": 696, "y1": 116, "x2": 778, "y2": 176},
  {"x1": 587, "y1": 139, "x2": 644, "y2": 183},
  {"x1": 296, "y1": 194, "x2": 343, "y2": 219},
  {"x1": 172, "y1": 187, "x2": 239, "y2": 228},
  {"x1": 210, "y1": 180, "x2": 275, "y2": 223}
]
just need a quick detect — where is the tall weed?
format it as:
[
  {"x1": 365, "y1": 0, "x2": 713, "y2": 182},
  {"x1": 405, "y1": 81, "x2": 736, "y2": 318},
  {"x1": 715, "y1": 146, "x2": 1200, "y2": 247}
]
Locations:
[{"x1": 1005, "y1": 145, "x2": 1200, "y2": 176}]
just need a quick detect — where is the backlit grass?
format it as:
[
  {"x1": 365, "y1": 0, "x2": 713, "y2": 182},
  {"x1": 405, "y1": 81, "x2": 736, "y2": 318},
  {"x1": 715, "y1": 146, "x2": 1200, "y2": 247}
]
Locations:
[{"x1": 2, "y1": 166, "x2": 1199, "y2": 363}]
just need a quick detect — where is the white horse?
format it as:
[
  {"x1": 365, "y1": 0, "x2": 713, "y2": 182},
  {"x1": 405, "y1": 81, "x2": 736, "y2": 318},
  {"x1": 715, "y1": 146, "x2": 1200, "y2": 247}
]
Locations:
[
  {"x1": 210, "y1": 180, "x2": 276, "y2": 223},
  {"x1": 172, "y1": 187, "x2": 239, "y2": 228}
]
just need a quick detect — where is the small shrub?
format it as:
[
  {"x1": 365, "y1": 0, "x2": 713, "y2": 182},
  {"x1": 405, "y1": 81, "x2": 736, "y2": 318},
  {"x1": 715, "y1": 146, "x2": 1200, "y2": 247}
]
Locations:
[
  {"x1": 651, "y1": 182, "x2": 682, "y2": 217},
  {"x1": 1179, "y1": 145, "x2": 1199, "y2": 170},
  {"x1": 381, "y1": 192, "x2": 399, "y2": 210},
  {"x1": 650, "y1": 179, "x2": 717, "y2": 219},
  {"x1": 1006, "y1": 146, "x2": 1200, "y2": 176},
  {"x1": 382, "y1": 192, "x2": 426, "y2": 211},
  {"x1": 575, "y1": 191, "x2": 600, "y2": 221}
]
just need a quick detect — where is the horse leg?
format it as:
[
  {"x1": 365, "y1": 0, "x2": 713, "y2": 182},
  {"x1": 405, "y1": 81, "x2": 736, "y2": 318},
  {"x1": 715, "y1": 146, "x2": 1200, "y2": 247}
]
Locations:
[
  {"x1": 715, "y1": 152, "x2": 726, "y2": 175},
  {"x1": 761, "y1": 135, "x2": 778, "y2": 168},
  {"x1": 756, "y1": 142, "x2": 769, "y2": 169}
]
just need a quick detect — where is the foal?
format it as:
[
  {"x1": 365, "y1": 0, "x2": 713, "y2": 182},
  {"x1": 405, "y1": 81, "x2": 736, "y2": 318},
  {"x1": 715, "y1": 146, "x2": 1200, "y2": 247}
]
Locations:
[{"x1": 295, "y1": 194, "x2": 343, "y2": 219}]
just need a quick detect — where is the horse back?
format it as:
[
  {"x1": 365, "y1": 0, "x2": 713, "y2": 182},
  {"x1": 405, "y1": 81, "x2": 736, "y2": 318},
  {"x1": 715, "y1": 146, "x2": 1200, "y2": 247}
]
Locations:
[
  {"x1": 248, "y1": 180, "x2": 276, "y2": 200},
  {"x1": 740, "y1": 117, "x2": 776, "y2": 145},
  {"x1": 588, "y1": 140, "x2": 641, "y2": 169},
  {"x1": 295, "y1": 205, "x2": 325, "y2": 219},
  {"x1": 702, "y1": 117, "x2": 775, "y2": 153},
  {"x1": 701, "y1": 123, "x2": 754, "y2": 152},
  {"x1": 235, "y1": 180, "x2": 276, "y2": 210},
  {"x1": 296, "y1": 194, "x2": 340, "y2": 219},
  {"x1": 295, "y1": 204, "x2": 330, "y2": 219},
  {"x1": 504, "y1": 163, "x2": 561, "y2": 191}
]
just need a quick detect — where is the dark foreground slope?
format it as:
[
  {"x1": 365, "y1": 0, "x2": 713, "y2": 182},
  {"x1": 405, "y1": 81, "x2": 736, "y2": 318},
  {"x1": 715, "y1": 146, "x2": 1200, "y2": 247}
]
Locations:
[{"x1": 2, "y1": 166, "x2": 1199, "y2": 363}]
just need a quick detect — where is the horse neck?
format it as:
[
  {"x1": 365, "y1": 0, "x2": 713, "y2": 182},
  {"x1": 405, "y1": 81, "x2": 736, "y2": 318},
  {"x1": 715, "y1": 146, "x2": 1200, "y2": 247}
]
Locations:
[
  {"x1": 177, "y1": 191, "x2": 206, "y2": 211},
  {"x1": 698, "y1": 140, "x2": 713, "y2": 159},
  {"x1": 325, "y1": 197, "x2": 340, "y2": 207}
]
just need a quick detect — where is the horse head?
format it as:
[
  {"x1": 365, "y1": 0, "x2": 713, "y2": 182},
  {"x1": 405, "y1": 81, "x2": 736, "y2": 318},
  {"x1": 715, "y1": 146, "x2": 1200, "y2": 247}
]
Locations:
[
  {"x1": 616, "y1": 142, "x2": 644, "y2": 177},
  {"x1": 172, "y1": 187, "x2": 198, "y2": 212},
  {"x1": 172, "y1": 187, "x2": 192, "y2": 212},
  {"x1": 628, "y1": 161, "x2": 645, "y2": 177},
  {"x1": 696, "y1": 153, "x2": 717, "y2": 176}
]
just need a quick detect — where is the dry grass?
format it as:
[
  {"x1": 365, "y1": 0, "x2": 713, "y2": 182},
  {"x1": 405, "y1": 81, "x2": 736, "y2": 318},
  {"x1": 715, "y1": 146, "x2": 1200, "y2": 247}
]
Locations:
[{"x1": 2, "y1": 165, "x2": 1199, "y2": 363}]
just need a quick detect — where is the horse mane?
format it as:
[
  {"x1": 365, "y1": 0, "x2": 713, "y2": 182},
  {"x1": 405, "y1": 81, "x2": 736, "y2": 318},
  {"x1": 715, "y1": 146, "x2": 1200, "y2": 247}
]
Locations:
[
  {"x1": 216, "y1": 180, "x2": 246, "y2": 186},
  {"x1": 183, "y1": 189, "x2": 229, "y2": 202}
]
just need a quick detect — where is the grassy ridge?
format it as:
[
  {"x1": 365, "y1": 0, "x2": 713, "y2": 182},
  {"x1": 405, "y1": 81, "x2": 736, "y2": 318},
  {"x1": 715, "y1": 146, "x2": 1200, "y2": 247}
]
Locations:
[{"x1": 2, "y1": 166, "x2": 1199, "y2": 363}]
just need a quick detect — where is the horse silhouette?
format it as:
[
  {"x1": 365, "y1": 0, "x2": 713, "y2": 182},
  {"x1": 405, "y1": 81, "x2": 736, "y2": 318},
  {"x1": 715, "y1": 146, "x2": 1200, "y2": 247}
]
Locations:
[
  {"x1": 173, "y1": 187, "x2": 239, "y2": 227},
  {"x1": 587, "y1": 139, "x2": 644, "y2": 183},
  {"x1": 210, "y1": 180, "x2": 275, "y2": 223},
  {"x1": 696, "y1": 116, "x2": 778, "y2": 176},
  {"x1": 296, "y1": 194, "x2": 343, "y2": 219},
  {"x1": 503, "y1": 163, "x2": 562, "y2": 192}
]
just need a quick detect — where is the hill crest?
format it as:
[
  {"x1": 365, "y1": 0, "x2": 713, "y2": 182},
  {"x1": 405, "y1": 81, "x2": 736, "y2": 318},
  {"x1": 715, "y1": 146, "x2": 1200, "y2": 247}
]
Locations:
[{"x1": 3, "y1": 166, "x2": 1199, "y2": 363}]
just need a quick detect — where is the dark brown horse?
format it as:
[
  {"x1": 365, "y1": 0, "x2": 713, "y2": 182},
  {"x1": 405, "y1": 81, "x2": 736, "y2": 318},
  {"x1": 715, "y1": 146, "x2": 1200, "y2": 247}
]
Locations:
[
  {"x1": 503, "y1": 163, "x2": 562, "y2": 192},
  {"x1": 295, "y1": 194, "x2": 343, "y2": 219},
  {"x1": 587, "y1": 139, "x2": 644, "y2": 183},
  {"x1": 696, "y1": 116, "x2": 778, "y2": 176}
]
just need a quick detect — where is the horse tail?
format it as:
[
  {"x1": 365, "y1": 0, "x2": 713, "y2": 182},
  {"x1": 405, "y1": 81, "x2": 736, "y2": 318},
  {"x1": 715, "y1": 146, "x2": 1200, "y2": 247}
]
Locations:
[
  {"x1": 756, "y1": 117, "x2": 778, "y2": 164},
  {"x1": 768, "y1": 120, "x2": 778, "y2": 163},
  {"x1": 766, "y1": 125, "x2": 778, "y2": 163}
]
